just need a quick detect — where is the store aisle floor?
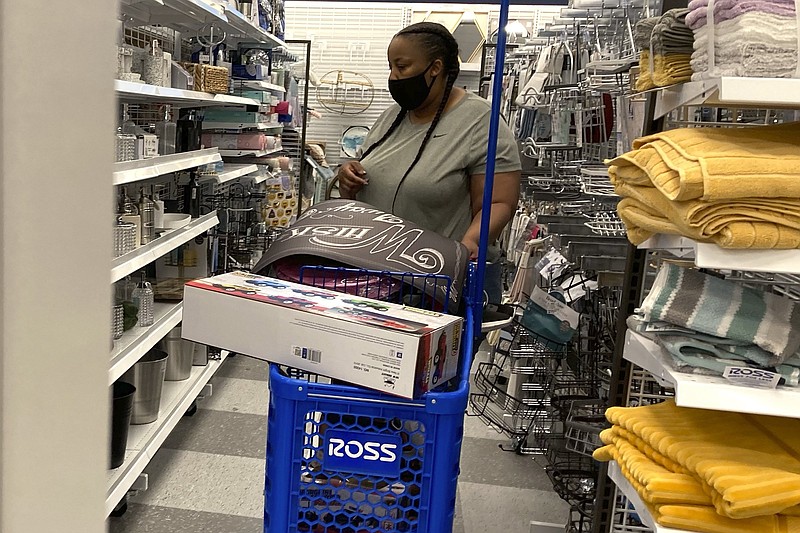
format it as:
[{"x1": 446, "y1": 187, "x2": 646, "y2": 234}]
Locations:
[{"x1": 108, "y1": 352, "x2": 569, "y2": 533}]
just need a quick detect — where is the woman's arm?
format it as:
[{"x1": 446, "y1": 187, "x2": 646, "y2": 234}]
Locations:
[{"x1": 461, "y1": 171, "x2": 521, "y2": 258}]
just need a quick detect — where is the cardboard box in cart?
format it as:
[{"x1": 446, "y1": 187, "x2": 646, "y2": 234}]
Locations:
[{"x1": 182, "y1": 271, "x2": 463, "y2": 398}]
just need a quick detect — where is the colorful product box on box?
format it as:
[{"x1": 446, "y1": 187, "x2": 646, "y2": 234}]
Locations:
[{"x1": 181, "y1": 271, "x2": 463, "y2": 398}]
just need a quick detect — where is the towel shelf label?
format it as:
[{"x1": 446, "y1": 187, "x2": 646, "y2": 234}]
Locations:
[{"x1": 722, "y1": 366, "x2": 781, "y2": 389}]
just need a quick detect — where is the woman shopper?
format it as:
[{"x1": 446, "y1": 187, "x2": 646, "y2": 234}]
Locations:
[{"x1": 337, "y1": 21, "x2": 522, "y2": 305}]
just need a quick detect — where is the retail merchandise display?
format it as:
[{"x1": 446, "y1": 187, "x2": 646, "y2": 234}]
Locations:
[
  {"x1": 608, "y1": 121, "x2": 800, "y2": 248},
  {"x1": 594, "y1": 399, "x2": 800, "y2": 532},
  {"x1": 182, "y1": 270, "x2": 463, "y2": 398}
]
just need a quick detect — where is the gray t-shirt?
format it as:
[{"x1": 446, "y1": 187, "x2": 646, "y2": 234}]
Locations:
[{"x1": 357, "y1": 92, "x2": 521, "y2": 244}]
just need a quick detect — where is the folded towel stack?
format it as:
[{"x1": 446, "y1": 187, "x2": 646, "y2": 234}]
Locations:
[
  {"x1": 634, "y1": 10, "x2": 694, "y2": 91},
  {"x1": 627, "y1": 262, "x2": 800, "y2": 381},
  {"x1": 593, "y1": 399, "x2": 800, "y2": 532},
  {"x1": 640, "y1": 263, "x2": 800, "y2": 363},
  {"x1": 686, "y1": 0, "x2": 800, "y2": 80},
  {"x1": 606, "y1": 121, "x2": 800, "y2": 249}
]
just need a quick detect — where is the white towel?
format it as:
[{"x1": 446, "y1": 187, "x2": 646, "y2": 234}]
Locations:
[{"x1": 690, "y1": 12, "x2": 800, "y2": 79}]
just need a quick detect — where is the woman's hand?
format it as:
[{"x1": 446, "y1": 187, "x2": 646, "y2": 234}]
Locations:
[
  {"x1": 337, "y1": 161, "x2": 369, "y2": 199},
  {"x1": 461, "y1": 236, "x2": 479, "y2": 260}
]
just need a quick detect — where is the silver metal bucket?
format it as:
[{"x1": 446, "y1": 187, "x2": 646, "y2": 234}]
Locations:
[{"x1": 123, "y1": 349, "x2": 168, "y2": 424}]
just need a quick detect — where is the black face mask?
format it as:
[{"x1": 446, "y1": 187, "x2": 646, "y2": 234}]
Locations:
[{"x1": 388, "y1": 61, "x2": 436, "y2": 110}]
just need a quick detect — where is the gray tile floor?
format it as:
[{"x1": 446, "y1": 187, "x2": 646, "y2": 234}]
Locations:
[{"x1": 108, "y1": 352, "x2": 569, "y2": 533}]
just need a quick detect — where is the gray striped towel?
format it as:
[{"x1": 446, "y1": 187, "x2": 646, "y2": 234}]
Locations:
[{"x1": 639, "y1": 262, "x2": 800, "y2": 364}]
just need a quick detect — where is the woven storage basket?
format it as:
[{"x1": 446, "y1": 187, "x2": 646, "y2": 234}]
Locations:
[{"x1": 181, "y1": 63, "x2": 229, "y2": 94}]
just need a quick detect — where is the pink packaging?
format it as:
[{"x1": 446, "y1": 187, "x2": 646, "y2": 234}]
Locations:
[{"x1": 202, "y1": 133, "x2": 266, "y2": 150}]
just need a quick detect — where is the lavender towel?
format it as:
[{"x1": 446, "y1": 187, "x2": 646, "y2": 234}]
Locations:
[{"x1": 687, "y1": 0, "x2": 797, "y2": 30}]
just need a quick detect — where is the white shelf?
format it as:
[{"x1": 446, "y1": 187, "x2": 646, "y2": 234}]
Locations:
[
  {"x1": 637, "y1": 234, "x2": 800, "y2": 275},
  {"x1": 106, "y1": 351, "x2": 228, "y2": 515},
  {"x1": 201, "y1": 121, "x2": 282, "y2": 132},
  {"x1": 199, "y1": 164, "x2": 260, "y2": 184},
  {"x1": 624, "y1": 330, "x2": 800, "y2": 418},
  {"x1": 655, "y1": 77, "x2": 800, "y2": 119},
  {"x1": 120, "y1": 0, "x2": 284, "y2": 48},
  {"x1": 109, "y1": 302, "x2": 183, "y2": 385},
  {"x1": 219, "y1": 148, "x2": 282, "y2": 158},
  {"x1": 607, "y1": 461, "x2": 694, "y2": 533},
  {"x1": 113, "y1": 148, "x2": 221, "y2": 186},
  {"x1": 237, "y1": 80, "x2": 286, "y2": 93},
  {"x1": 252, "y1": 171, "x2": 272, "y2": 184},
  {"x1": 111, "y1": 211, "x2": 219, "y2": 283},
  {"x1": 115, "y1": 80, "x2": 260, "y2": 109},
  {"x1": 222, "y1": 6, "x2": 287, "y2": 48}
]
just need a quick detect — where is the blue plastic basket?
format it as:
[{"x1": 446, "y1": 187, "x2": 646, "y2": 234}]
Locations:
[{"x1": 264, "y1": 267, "x2": 476, "y2": 533}]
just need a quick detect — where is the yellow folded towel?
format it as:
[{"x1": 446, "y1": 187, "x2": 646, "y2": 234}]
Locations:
[
  {"x1": 598, "y1": 400, "x2": 800, "y2": 519},
  {"x1": 636, "y1": 50, "x2": 656, "y2": 92},
  {"x1": 652, "y1": 54, "x2": 693, "y2": 87},
  {"x1": 656, "y1": 505, "x2": 800, "y2": 533},
  {"x1": 608, "y1": 122, "x2": 800, "y2": 202},
  {"x1": 596, "y1": 429, "x2": 710, "y2": 505},
  {"x1": 615, "y1": 181, "x2": 800, "y2": 248}
]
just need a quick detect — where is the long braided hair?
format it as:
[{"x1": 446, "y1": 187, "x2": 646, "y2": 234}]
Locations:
[{"x1": 359, "y1": 22, "x2": 461, "y2": 211}]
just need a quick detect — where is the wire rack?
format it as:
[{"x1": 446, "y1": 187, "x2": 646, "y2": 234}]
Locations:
[
  {"x1": 583, "y1": 211, "x2": 626, "y2": 237},
  {"x1": 205, "y1": 180, "x2": 284, "y2": 273}
]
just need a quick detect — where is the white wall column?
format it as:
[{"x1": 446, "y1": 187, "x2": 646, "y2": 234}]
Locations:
[{"x1": 0, "y1": 0, "x2": 116, "y2": 531}]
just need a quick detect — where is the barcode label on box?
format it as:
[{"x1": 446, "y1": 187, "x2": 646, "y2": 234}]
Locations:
[{"x1": 292, "y1": 345, "x2": 322, "y2": 363}]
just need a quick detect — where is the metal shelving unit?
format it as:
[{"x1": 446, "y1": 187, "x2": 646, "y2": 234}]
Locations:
[
  {"x1": 109, "y1": 302, "x2": 183, "y2": 384},
  {"x1": 110, "y1": 211, "x2": 219, "y2": 283},
  {"x1": 201, "y1": 122, "x2": 283, "y2": 132},
  {"x1": 106, "y1": 351, "x2": 229, "y2": 516},
  {"x1": 106, "y1": 0, "x2": 285, "y2": 520},
  {"x1": 623, "y1": 331, "x2": 800, "y2": 419},
  {"x1": 120, "y1": 0, "x2": 286, "y2": 48},
  {"x1": 238, "y1": 80, "x2": 286, "y2": 93},
  {"x1": 638, "y1": 234, "x2": 800, "y2": 275},
  {"x1": 655, "y1": 77, "x2": 800, "y2": 119},
  {"x1": 598, "y1": 75, "x2": 800, "y2": 533}
]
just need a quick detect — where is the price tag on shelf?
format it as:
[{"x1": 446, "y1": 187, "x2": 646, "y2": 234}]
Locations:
[{"x1": 722, "y1": 366, "x2": 781, "y2": 389}]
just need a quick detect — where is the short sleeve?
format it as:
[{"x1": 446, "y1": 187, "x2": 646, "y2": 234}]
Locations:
[{"x1": 467, "y1": 111, "x2": 522, "y2": 176}]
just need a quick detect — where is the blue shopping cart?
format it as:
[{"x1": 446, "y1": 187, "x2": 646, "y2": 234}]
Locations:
[
  {"x1": 264, "y1": 265, "x2": 477, "y2": 533},
  {"x1": 264, "y1": 0, "x2": 513, "y2": 527}
]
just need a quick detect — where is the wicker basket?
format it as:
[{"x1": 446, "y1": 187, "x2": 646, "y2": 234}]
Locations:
[{"x1": 181, "y1": 62, "x2": 230, "y2": 94}]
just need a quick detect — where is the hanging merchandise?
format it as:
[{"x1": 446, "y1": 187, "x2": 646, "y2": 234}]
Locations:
[
  {"x1": 315, "y1": 70, "x2": 375, "y2": 115},
  {"x1": 340, "y1": 126, "x2": 370, "y2": 158}
]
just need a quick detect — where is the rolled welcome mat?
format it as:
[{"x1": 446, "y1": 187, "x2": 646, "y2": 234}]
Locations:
[{"x1": 251, "y1": 199, "x2": 470, "y2": 314}]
